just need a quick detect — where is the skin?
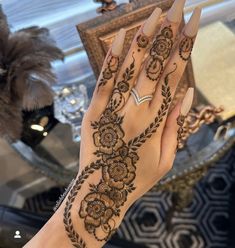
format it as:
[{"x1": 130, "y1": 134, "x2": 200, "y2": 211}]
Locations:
[{"x1": 24, "y1": 0, "x2": 201, "y2": 247}]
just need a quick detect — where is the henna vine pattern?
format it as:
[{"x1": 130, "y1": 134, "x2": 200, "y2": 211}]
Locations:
[
  {"x1": 98, "y1": 54, "x2": 119, "y2": 89},
  {"x1": 146, "y1": 26, "x2": 174, "y2": 81},
  {"x1": 107, "y1": 54, "x2": 135, "y2": 112},
  {"x1": 63, "y1": 51, "x2": 177, "y2": 247},
  {"x1": 63, "y1": 161, "x2": 102, "y2": 248},
  {"x1": 179, "y1": 36, "x2": 194, "y2": 61},
  {"x1": 136, "y1": 33, "x2": 149, "y2": 52},
  {"x1": 176, "y1": 114, "x2": 186, "y2": 150}
]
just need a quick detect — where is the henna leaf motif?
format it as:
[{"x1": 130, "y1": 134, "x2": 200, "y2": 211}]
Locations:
[{"x1": 64, "y1": 28, "x2": 177, "y2": 248}]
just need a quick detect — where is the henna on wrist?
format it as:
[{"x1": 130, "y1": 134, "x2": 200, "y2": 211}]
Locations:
[
  {"x1": 63, "y1": 52, "x2": 178, "y2": 247},
  {"x1": 136, "y1": 33, "x2": 149, "y2": 52}
]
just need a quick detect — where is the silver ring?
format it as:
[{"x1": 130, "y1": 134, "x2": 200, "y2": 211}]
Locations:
[{"x1": 130, "y1": 88, "x2": 153, "y2": 106}]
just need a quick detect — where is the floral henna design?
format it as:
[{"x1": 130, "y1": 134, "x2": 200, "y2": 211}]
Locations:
[
  {"x1": 179, "y1": 35, "x2": 195, "y2": 61},
  {"x1": 63, "y1": 56, "x2": 137, "y2": 246},
  {"x1": 63, "y1": 56, "x2": 177, "y2": 246},
  {"x1": 79, "y1": 192, "x2": 115, "y2": 234},
  {"x1": 98, "y1": 54, "x2": 119, "y2": 89},
  {"x1": 93, "y1": 119, "x2": 125, "y2": 155},
  {"x1": 136, "y1": 33, "x2": 149, "y2": 52},
  {"x1": 176, "y1": 114, "x2": 186, "y2": 150},
  {"x1": 108, "y1": 54, "x2": 135, "y2": 112},
  {"x1": 129, "y1": 64, "x2": 177, "y2": 149},
  {"x1": 146, "y1": 26, "x2": 174, "y2": 81},
  {"x1": 63, "y1": 161, "x2": 102, "y2": 248}
]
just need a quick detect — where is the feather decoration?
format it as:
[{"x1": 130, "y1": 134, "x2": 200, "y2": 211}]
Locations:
[{"x1": 0, "y1": 6, "x2": 64, "y2": 141}]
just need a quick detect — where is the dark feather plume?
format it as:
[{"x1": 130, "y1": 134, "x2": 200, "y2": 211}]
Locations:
[{"x1": 0, "y1": 6, "x2": 64, "y2": 141}]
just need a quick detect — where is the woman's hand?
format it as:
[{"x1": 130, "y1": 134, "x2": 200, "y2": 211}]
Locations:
[
  {"x1": 24, "y1": 1, "x2": 201, "y2": 247},
  {"x1": 67, "y1": 0, "x2": 200, "y2": 246}
]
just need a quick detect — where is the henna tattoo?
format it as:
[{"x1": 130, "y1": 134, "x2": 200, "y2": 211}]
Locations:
[
  {"x1": 78, "y1": 99, "x2": 138, "y2": 241},
  {"x1": 63, "y1": 51, "x2": 177, "y2": 246},
  {"x1": 179, "y1": 36, "x2": 194, "y2": 61},
  {"x1": 98, "y1": 54, "x2": 119, "y2": 89},
  {"x1": 63, "y1": 55, "x2": 136, "y2": 246},
  {"x1": 77, "y1": 55, "x2": 137, "y2": 240},
  {"x1": 136, "y1": 33, "x2": 149, "y2": 52},
  {"x1": 146, "y1": 26, "x2": 174, "y2": 81},
  {"x1": 128, "y1": 64, "x2": 177, "y2": 149},
  {"x1": 63, "y1": 162, "x2": 102, "y2": 248},
  {"x1": 108, "y1": 54, "x2": 135, "y2": 112},
  {"x1": 176, "y1": 114, "x2": 186, "y2": 151}
]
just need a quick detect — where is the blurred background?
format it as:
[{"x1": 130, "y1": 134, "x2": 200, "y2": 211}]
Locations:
[{"x1": 0, "y1": 0, "x2": 234, "y2": 247}]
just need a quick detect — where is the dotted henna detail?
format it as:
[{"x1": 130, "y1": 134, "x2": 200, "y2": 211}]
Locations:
[
  {"x1": 63, "y1": 162, "x2": 102, "y2": 248},
  {"x1": 98, "y1": 54, "x2": 119, "y2": 89},
  {"x1": 136, "y1": 33, "x2": 149, "y2": 52},
  {"x1": 64, "y1": 55, "x2": 137, "y2": 245},
  {"x1": 146, "y1": 26, "x2": 174, "y2": 81},
  {"x1": 128, "y1": 64, "x2": 177, "y2": 149},
  {"x1": 179, "y1": 36, "x2": 195, "y2": 61},
  {"x1": 63, "y1": 53, "x2": 177, "y2": 246},
  {"x1": 108, "y1": 54, "x2": 135, "y2": 112},
  {"x1": 176, "y1": 114, "x2": 186, "y2": 150}
]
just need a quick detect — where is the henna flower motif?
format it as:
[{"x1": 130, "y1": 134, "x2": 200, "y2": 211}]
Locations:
[
  {"x1": 146, "y1": 57, "x2": 163, "y2": 81},
  {"x1": 79, "y1": 192, "x2": 114, "y2": 234},
  {"x1": 103, "y1": 68, "x2": 113, "y2": 80},
  {"x1": 161, "y1": 26, "x2": 173, "y2": 39},
  {"x1": 93, "y1": 122, "x2": 124, "y2": 154},
  {"x1": 97, "y1": 182, "x2": 127, "y2": 208},
  {"x1": 117, "y1": 80, "x2": 129, "y2": 93},
  {"x1": 136, "y1": 34, "x2": 149, "y2": 48},
  {"x1": 103, "y1": 155, "x2": 136, "y2": 189},
  {"x1": 107, "y1": 54, "x2": 119, "y2": 73},
  {"x1": 146, "y1": 26, "x2": 173, "y2": 81},
  {"x1": 99, "y1": 109, "x2": 117, "y2": 125},
  {"x1": 150, "y1": 35, "x2": 173, "y2": 59},
  {"x1": 109, "y1": 188, "x2": 127, "y2": 207},
  {"x1": 118, "y1": 146, "x2": 129, "y2": 158},
  {"x1": 179, "y1": 36, "x2": 194, "y2": 61},
  {"x1": 98, "y1": 55, "x2": 119, "y2": 88}
]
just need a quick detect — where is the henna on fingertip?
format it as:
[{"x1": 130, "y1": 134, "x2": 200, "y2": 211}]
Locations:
[
  {"x1": 176, "y1": 88, "x2": 194, "y2": 151},
  {"x1": 97, "y1": 28, "x2": 126, "y2": 90},
  {"x1": 136, "y1": 7, "x2": 162, "y2": 52},
  {"x1": 145, "y1": 25, "x2": 174, "y2": 81},
  {"x1": 178, "y1": 7, "x2": 201, "y2": 61}
]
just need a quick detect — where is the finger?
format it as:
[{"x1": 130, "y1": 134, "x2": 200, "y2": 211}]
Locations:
[
  {"x1": 133, "y1": 0, "x2": 186, "y2": 101},
  {"x1": 157, "y1": 88, "x2": 194, "y2": 178},
  {"x1": 88, "y1": 29, "x2": 126, "y2": 118},
  {"x1": 112, "y1": 8, "x2": 162, "y2": 111},
  {"x1": 150, "y1": 7, "x2": 201, "y2": 129}
]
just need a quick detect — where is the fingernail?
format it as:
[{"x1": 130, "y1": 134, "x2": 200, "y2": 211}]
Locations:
[
  {"x1": 167, "y1": 0, "x2": 186, "y2": 23},
  {"x1": 180, "y1": 87, "x2": 194, "y2": 116},
  {"x1": 143, "y1": 7, "x2": 162, "y2": 36},
  {"x1": 184, "y1": 7, "x2": 202, "y2": 37},
  {"x1": 112, "y1": 28, "x2": 126, "y2": 56}
]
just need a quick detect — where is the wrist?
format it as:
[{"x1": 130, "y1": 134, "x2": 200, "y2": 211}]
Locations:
[{"x1": 60, "y1": 164, "x2": 128, "y2": 247}]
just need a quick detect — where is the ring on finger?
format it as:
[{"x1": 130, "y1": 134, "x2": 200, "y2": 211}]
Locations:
[{"x1": 130, "y1": 88, "x2": 153, "y2": 106}]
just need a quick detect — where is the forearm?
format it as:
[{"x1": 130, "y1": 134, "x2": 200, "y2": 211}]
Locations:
[{"x1": 24, "y1": 166, "x2": 128, "y2": 248}]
